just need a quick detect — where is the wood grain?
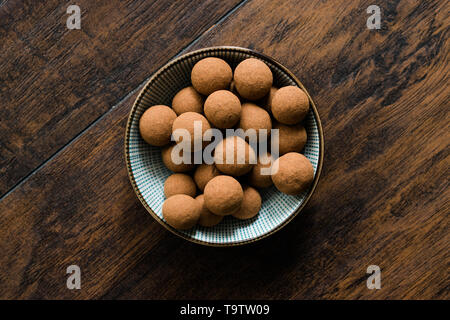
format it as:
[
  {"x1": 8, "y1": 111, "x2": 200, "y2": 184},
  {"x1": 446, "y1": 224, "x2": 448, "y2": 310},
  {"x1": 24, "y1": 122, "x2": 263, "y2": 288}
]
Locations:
[
  {"x1": 0, "y1": 0, "x2": 448, "y2": 299},
  {"x1": 0, "y1": 0, "x2": 242, "y2": 196}
]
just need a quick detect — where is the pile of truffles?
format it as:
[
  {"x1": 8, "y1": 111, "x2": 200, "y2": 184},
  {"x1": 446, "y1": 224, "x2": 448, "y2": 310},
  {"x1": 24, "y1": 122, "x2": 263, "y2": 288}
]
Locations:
[{"x1": 139, "y1": 57, "x2": 315, "y2": 230}]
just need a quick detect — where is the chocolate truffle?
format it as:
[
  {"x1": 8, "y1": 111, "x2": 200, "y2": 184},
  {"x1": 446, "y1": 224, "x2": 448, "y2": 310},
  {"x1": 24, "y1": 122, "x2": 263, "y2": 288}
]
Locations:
[
  {"x1": 271, "y1": 86, "x2": 309, "y2": 125},
  {"x1": 172, "y1": 112, "x2": 211, "y2": 149},
  {"x1": 258, "y1": 86, "x2": 278, "y2": 114},
  {"x1": 191, "y1": 57, "x2": 233, "y2": 96},
  {"x1": 214, "y1": 136, "x2": 256, "y2": 177},
  {"x1": 272, "y1": 121, "x2": 307, "y2": 155},
  {"x1": 234, "y1": 58, "x2": 273, "y2": 100},
  {"x1": 247, "y1": 152, "x2": 273, "y2": 188},
  {"x1": 162, "y1": 194, "x2": 201, "y2": 230},
  {"x1": 271, "y1": 152, "x2": 314, "y2": 195},
  {"x1": 204, "y1": 90, "x2": 241, "y2": 129},
  {"x1": 196, "y1": 194, "x2": 223, "y2": 227},
  {"x1": 161, "y1": 144, "x2": 195, "y2": 173},
  {"x1": 193, "y1": 163, "x2": 220, "y2": 191},
  {"x1": 172, "y1": 86, "x2": 204, "y2": 115},
  {"x1": 232, "y1": 185, "x2": 261, "y2": 220},
  {"x1": 139, "y1": 105, "x2": 177, "y2": 147},
  {"x1": 204, "y1": 175, "x2": 243, "y2": 216},
  {"x1": 239, "y1": 102, "x2": 272, "y2": 137},
  {"x1": 164, "y1": 173, "x2": 197, "y2": 198}
]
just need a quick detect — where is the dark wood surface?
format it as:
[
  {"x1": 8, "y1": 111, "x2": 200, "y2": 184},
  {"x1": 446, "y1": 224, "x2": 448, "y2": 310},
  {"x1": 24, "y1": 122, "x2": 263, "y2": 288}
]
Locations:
[{"x1": 0, "y1": 0, "x2": 448, "y2": 299}]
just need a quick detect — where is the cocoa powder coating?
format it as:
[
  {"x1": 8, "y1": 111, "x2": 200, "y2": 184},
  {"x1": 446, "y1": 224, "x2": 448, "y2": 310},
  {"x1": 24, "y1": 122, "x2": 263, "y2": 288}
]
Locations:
[
  {"x1": 204, "y1": 175, "x2": 244, "y2": 216},
  {"x1": 271, "y1": 86, "x2": 309, "y2": 125},
  {"x1": 191, "y1": 57, "x2": 233, "y2": 96},
  {"x1": 204, "y1": 90, "x2": 241, "y2": 129},
  {"x1": 271, "y1": 152, "x2": 314, "y2": 195},
  {"x1": 162, "y1": 194, "x2": 201, "y2": 230},
  {"x1": 234, "y1": 58, "x2": 273, "y2": 100},
  {"x1": 164, "y1": 173, "x2": 197, "y2": 198},
  {"x1": 172, "y1": 86, "x2": 204, "y2": 115},
  {"x1": 139, "y1": 105, "x2": 177, "y2": 147},
  {"x1": 232, "y1": 185, "x2": 262, "y2": 220},
  {"x1": 196, "y1": 194, "x2": 223, "y2": 227}
]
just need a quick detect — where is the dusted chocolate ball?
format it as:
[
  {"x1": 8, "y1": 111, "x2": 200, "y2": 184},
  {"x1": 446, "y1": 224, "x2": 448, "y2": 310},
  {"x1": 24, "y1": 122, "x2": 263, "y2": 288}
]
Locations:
[
  {"x1": 272, "y1": 122, "x2": 307, "y2": 155},
  {"x1": 204, "y1": 90, "x2": 241, "y2": 129},
  {"x1": 161, "y1": 144, "x2": 195, "y2": 173},
  {"x1": 139, "y1": 105, "x2": 177, "y2": 147},
  {"x1": 196, "y1": 194, "x2": 223, "y2": 227},
  {"x1": 172, "y1": 86, "x2": 203, "y2": 115},
  {"x1": 239, "y1": 102, "x2": 272, "y2": 137},
  {"x1": 258, "y1": 86, "x2": 278, "y2": 114},
  {"x1": 164, "y1": 173, "x2": 197, "y2": 198},
  {"x1": 191, "y1": 57, "x2": 233, "y2": 96},
  {"x1": 271, "y1": 86, "x2": 309, "y2": 125},
  {"x1": 247, "y1": 152, "x2": 273, "y2": 188},
  {"x1": 232, "y1": 185, "x2": 261, "y2": 220},
  {"x1": 234, "y1": 58, "x2": 273, "y2": 100},
  {"x1": 172, "y1": 112, "x2": 211, "y2": 149},
  {"x1": 204, "y1": 175, "x2": 243, "y2": 216},
  {"x1": 271, "y1": 152, "x2": 314, "y2": 195},
  {"x1": 214, "y1": 136, "x2": 256, "y2": 177},
  {"x1": 193, "y1": 163, "x2": 220, "y2": 191},
  {"x1": 162, "y1": 194, "x2": 201, "y2": 230}
]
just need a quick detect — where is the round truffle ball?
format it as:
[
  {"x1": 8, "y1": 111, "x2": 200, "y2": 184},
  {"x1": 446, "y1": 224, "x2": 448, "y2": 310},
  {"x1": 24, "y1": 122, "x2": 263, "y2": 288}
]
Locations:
[
  {"x1": 162, "y1": 194, "x2": 201, "y2": 230},
  {"x1": 161, "y1": 144, "x2": 195, "y2": 173},
  {"x1": 272, "y1": 122, "x2": 307, "y2": 155},
  {"x1": 191, "y1": 57, "x2": 233, "y2": 96},
  {"x1": 204, "y1": 90, "x2": 241, "y2": 129},
  {"x1": 172, "y1": 112, "x2": 211, "y2": 149},
  {"x1": 234, "y1": 58, "x2": 273, "y2": 100},
  {"x1": 258, "y1": 86, "x2": 278, "y2": 114},
  {"x1": 239, "y1": 102, "x2": 272, "y2": 137},
  {"x1": 232, "y1": 185, "x2": 261, "y2": 220},
  {"x1": 193, "y1": 164, "x2": 220, "y2": 191},
  {"x1": 271, "y1": 152, "x2": 314, "y2": 195},
  {"x1": 196, "y1": 194, "x2": 223, "y2": 227},
  {"x1": 172, "y1": 86, "x2": 203, "y2": 115},
  {"x1": 204, "y1": 175, "x2": 243, "y2": 216},
  {"x1": 271, "y1": 86, "x2": 309, "y2": 125},
  {"x1": 214, "y1": 136, "x2": 256, "y2": 177},
  {"x1": 139, "y1": 105, "x2": 177, "y2": 146},
  {"x1": 164, "y1": 173, "x2": 197, "y2": 198},
  {"x1": 247, "y1": 152, "x2": 273, "y2": 188}
]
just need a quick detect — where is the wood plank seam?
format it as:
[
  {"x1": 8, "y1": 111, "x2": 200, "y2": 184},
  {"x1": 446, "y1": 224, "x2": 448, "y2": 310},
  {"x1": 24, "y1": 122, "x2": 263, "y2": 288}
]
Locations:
[{"x1": 0, "y1": 0, "x2": 249, "y2": 204}]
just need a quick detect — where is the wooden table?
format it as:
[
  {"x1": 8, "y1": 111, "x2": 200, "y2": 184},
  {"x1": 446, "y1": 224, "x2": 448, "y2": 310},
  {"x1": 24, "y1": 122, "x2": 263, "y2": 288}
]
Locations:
[{"x1": 0, "y1": 0, "x2": 448, "y2": 299}]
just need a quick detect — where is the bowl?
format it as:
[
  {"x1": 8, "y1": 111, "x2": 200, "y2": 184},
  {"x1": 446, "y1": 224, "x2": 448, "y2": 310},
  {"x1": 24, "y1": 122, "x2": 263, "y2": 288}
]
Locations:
[{"x1": 125, "y1": 46, "x2": 324, "y2": 246}]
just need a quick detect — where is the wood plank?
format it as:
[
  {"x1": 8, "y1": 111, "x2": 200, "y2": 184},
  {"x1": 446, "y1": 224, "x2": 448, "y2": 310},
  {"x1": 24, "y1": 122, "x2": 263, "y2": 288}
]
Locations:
[
  {"x1": 0, "y1": 0, "x2": 242, "y2": 196},
  {"x1": 0, "y1": 0, "x2": 448, "y2": 299}
]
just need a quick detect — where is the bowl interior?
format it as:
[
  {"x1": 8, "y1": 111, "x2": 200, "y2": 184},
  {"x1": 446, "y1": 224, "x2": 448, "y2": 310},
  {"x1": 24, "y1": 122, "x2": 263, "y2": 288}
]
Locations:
[{"x1": 125, "y1": 47, "x2": 321, "y2": 245}]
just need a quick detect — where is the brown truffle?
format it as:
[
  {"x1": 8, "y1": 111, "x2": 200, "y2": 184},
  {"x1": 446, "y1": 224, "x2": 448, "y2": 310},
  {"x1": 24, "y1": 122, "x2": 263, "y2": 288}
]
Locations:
[
  {"x1": 247, "y1": 152, "x2": 273, "y2": 188},
  {"x1": 214, "y1": 136, "x2": 256, "y2": 177},
  {"x1": 193, "y1": 164, "x2": 220, "y2": 191},
  {"x1": 271, "y1": 86, "x2": 309, "y2": 125},
  {"x1": 196, "y1": 194, "x2": 223, "y2": 227},
  {"x1": 232, "y1": 185, "x2": 262, "y2": 220},
  {"x1": 272, "y1": 122, "x2": 307, "y2": 155},
  {"x1": 271, "y1": 152, "x2": 314, "y2": 195},
  {"x1": 172, "y1": 86, "x2": 204, "y2": 115},
  {"x1": 258, "y1": 86, "x2": 278, "y2": 114},
  {"x1": 162, "y1": 194, "x2": 201, "y2": 230},
  {"x1": 239, "y1": 102, "x2": 272, "y2": 137},
  {"x1": 139, "y1": 105, "x2": 177, "y2": 147},
  {"x1": 164, "y1": 173, "x2": 197, "y2": 198},
  {"x1": 161, "y1": 144, "x2": 195, "y2": 173},
  {"x1": 234, "y1": 58, "x2": 273, "y2": 100},
  {"x1": 204, "y1": 175, "x2": 243, "y2": 216},
  {"x1": 191, "y1": 57, "x2": 233, "y2": 96},
  {"x1": 172, "y1": 112, "x2": 211, "y2": 150},
  {"x1": 204, "y1": 90, "x2": 241, "y2": 129}
]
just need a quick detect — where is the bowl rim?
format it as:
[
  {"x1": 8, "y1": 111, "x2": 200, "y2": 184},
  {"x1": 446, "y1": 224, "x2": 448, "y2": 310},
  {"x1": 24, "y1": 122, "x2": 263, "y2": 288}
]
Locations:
[{"x1": 124, "y1": 46, "x2": 324, "y2": 247}]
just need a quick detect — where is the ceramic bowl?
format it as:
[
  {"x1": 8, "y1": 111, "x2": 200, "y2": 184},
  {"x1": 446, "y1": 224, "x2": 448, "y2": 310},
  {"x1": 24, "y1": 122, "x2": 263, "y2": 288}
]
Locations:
[{"x1": 125, "y1": 46, "x2": 323, "y2": 246}]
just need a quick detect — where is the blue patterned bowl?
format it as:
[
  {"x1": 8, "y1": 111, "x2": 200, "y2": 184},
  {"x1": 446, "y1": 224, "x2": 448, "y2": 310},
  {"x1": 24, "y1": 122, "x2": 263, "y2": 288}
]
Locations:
[{"x1": 125, "y1": 46, "x2": 323, "y2": 246}]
